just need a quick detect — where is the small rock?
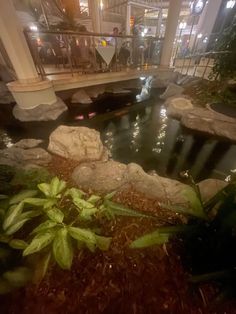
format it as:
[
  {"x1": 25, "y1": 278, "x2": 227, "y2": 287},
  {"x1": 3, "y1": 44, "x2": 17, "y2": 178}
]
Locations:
[
  {"x1": 198, "y1": 179, "x2": 227, "y2": 203},
  {"x1": 166, "y1": 97, "x2": 194, "y2": 120},
  {"x1": 71, "y1": 89, "x2": 92, "y2": 104},
  {"x1": 13, "y1": 97, "x2": 67, "y2": 122},
  {"x1": 0, "y1": 147, "x2": 51, "y2": 167},
  {"x1": 160, "y1": 83, "x2": 184, "y2": 100},
  {"x1": 14, "y1": 139, "x2": 43, "y2": 149}
]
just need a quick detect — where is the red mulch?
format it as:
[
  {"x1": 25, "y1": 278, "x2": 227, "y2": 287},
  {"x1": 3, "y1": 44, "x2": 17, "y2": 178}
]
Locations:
[{"x1": 1, "y1": 157, "x2": 236, "y2": 313}]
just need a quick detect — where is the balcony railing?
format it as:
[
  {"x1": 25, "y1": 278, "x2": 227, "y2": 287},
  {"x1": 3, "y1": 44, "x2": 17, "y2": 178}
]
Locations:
[{"x1": 24, "y1": 30, "x2": 164, "y2": 78}]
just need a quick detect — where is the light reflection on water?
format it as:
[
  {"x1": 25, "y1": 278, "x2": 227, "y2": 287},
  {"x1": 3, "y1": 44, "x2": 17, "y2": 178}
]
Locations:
[
  {"x1": 0, "y1": 96, "x2": 236, "y2": 182},
  {"x1": 100, "y1": 102, "x2": 236, "y2": 182}
]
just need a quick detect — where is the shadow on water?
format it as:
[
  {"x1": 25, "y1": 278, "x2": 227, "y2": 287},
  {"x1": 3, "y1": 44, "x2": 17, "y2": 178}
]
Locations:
[{"x1": 0, "y1": 88, "x2": 236, "y2": 182}]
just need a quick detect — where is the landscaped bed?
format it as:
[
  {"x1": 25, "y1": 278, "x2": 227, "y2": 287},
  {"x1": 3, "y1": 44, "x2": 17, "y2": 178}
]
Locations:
[{"x1": 0, "y1": 154, "x2": 236, "y2": 314}]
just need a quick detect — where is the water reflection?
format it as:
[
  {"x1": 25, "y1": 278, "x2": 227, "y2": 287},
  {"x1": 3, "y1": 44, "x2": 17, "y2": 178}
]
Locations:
[{"x1": 100, "y1": 102, "x2": 236, "y2": 181}]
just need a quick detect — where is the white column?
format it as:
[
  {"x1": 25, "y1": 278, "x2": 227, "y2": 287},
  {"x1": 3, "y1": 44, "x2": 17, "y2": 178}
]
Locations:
[
  {"x1": 160, "y1": 0, "x2": 182, "y2": 67},
  {"x1": 89, "y1": 0, "x2": 101, "y2": 33},
  {"x1": 0, "y1": 0, "x2": 38, "y2": 81},
  {"x1": 126, "y1": 4, "x2": 131, "y2": 35}
]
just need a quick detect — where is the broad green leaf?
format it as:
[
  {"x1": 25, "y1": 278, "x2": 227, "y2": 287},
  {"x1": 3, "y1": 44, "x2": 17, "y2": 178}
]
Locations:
[
  {"x1": 31, "y1": 220, "x2": 57, "y2": 234},
  {"x1": 3, "y1": 267, "x2": 32, "y2": 287},
  {"x1": 104, "y1": 191, "x2": 116, "y2": 200},
  {"x1": 23, "y1": 232, "x2": 55, "y2": 256},
  {"x1": 95, "y1": 235, "x2": 112, "y2": 251},
  {"x1": 20, "y1": 209, "x2": 42, "y2": 220},
  {"x1": 47, "y1": 207, "x2": 64, "y2": 223},
  {"x1": 3, "y1": 202, "x2": 24, "y2": 231},
  {"x1": 33, "y1": 252, "x2": 51, "y2": 283},
  {"x1": 68, "y1": 226, "x2": 96, "y2": 246},
  {"x1": 86, "y1": 241, "x2": 96, "y2": 252},
  {"x1": 43, "y1": 198, "x2": 57, "y2": 209},
  {"x1": 23, "y1": 198, "x2": 48, "y2": 207},
  {"x1": 9, "y1": 190, "x2": 37, "y2": 205},
  {"x1": 73, "y1": 198, "x2": 94, "y2": 209},
  {"x1": 182, "y1": 188, "x2": 207, "y2": 219},
  {"x1": 65, "y1": 187, "x2": 86, "y2": 199},
  {"x1": 87, "y1": 195, "x2": 101, "y2": 204},
  {"x1": 50, "y1": 177, "x2": 66, "y2": 197},
  {"x1": 53, "y1": 228, "x2": 73, "y2": 270},
  {"x1": 80, "y1": 207, "x2": 98, "y2": 220},
  {"x1": 5, "y1": 218, "x2": 30, "y2": 235},
  {"x1": 0, "y1": 279, "x2": 12, "y2": 294},
  {"x1": 38, "y1": 183, "x2": 51, "y2": 197},
  {"x1": 130, "y1": 232, "x2": 170, "y2": 249},
  {"x1": 9, "y1": 239, "x2": 28, "y2": 250},
  {"x1": 104, "y1": 200, "x2": 155, "y2": 218}
]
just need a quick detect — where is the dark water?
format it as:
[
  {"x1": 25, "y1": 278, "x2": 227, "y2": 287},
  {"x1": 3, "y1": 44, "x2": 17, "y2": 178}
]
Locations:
[{"x1": 0, "y1": 89, "x2": 236, "y2": 182}]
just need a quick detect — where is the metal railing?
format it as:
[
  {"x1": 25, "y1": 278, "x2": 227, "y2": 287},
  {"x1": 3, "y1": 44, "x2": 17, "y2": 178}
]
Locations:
[
  {"x1": 174, "y1": 51, "x2": 229, "y2": 80},
  {"x1": 24, "y1": 30, "x2": 164, "y2": 78}
]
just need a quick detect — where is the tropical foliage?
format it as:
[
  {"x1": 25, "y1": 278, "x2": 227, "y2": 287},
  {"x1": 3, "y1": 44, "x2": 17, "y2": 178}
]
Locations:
[
  {"x1": 130, "y1": 172, "x2": 236, "y2": 300},
  {"x1": 212, "y1": 23, "x2": 236, "y2": 80},
  {"x1": 0, "y1": 176, "x2": 154, "y2": 293}
]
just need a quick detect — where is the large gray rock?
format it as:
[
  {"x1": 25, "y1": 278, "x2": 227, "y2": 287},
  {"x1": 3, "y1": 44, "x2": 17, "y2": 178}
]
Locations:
[
  {"x1": 0, "y1": 147, "x2": 51, "y2": 167},
  {"x1": 14, "y1": 139, "x2": 43, "y2": 149},
  {"x1": 13, "y1": 97, "x2": 67, "y2": 122},
  {"x1": 181, "y1": 108, "x2": 236, "y2": 141},
  {"x1": 71, "y1": 89, "x2": 92, "y2": 104},
  {"x1": 72, "y1": 160, "x2": 128, "y2": 193},
  {"x1": 48, "y1": 126, "x2": 106, "y2": 162},
  {"x1": 160, "y1": 83, "x2": 184, "y2": 100},
  {"x1": 198, "y1": 179, "x2": 227, "y2": 203},
  {"x1": 166, "y1": 97, "x2": 194, "y2": 120},
  {"x1": 72, "y1": 161, "x2": 190, "y2": 205}
]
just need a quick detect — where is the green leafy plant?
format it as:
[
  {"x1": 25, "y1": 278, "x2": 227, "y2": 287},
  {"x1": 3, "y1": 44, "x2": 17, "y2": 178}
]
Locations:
[
  {"x1": 0, "y1": 176, "x2": 155, "y2": 285},
  {"x1": 130, "y1": 172, "x2": 236, "y2": 301}
]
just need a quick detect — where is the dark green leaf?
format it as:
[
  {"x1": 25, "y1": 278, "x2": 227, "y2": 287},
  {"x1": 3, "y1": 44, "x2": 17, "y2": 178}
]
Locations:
[
  {"x1": 87, "y1": 195, "x2": 101, "y2": 204},
  {"x1": 104, "y1": 200, "x2": 155, "y2": 218},
  {"x1": 80, "y1": 207, "x2": 98, "y2": 220},
  {"x1": 66, "y1": 187, "x2": 86, "y2": 199},
  {"x1": 104, "y1": 191, "x2": 116, "y2": 200},
  {"x1": 3, "y1": 202, "x2": 24, "y2": 231},
  {"x1": 47, "y1": 207, "x2": 64, "y2": 223},
  {"x1": 130, "y1": 232, "x2": 169, "y2": 249},
  {"x1": 9, "y1": 239, "x2": 28, "y2": 249},
  {"x1": 37, "y1": 183, "x2": 51, "y2": 197},
  {"x1": 23, "y1": 232, "x2": 55, "y2": 256},
  {"x1": 50, "y1": 177, "x2": 66, "y2": 197},
  {"x1": 5, "y1": 218, "x2": 30, "y2": 235},
  {"x1": 95, "y1": 235, "x2": 112, "y2": 251},
  {"x1": 53, "y1": 228, "x2": 73, "y2": 270},
  {"x1": 3, "y1": 267, "x2": 32, "y2": 287},
  {"x1": 9, "y1": 190, "x2": 37, "y2": 205},
  {"x1": 23, "y1": 198, "x2": 48, "y2": 207},
  {"x1": 68, "y1": 226, "x2": 96, "y2": 246},
  {"x1": 31, "y1": 220, "x2": 57, "y2": 234}
]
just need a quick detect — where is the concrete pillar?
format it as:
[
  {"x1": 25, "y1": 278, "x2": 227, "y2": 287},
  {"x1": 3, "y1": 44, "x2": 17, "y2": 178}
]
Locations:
[
  {"x1": 194, "y1": 0, "x2": 222, "y2": 51},
  {"x1": 126, "y1": 4, "x2": 131, "y2": 35},
  {"x1": 160, "y1": 0, "x2": 182, "y2": 67},
  {"x1": 89, "y1": 0, "x2": 101, "y2": 33},
  {"x1": 0, "y1": 0, "x2": 57, "y2": 109},
  {"x1": 0, "y1": 0, "x2": 38, "y2": 81}
]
